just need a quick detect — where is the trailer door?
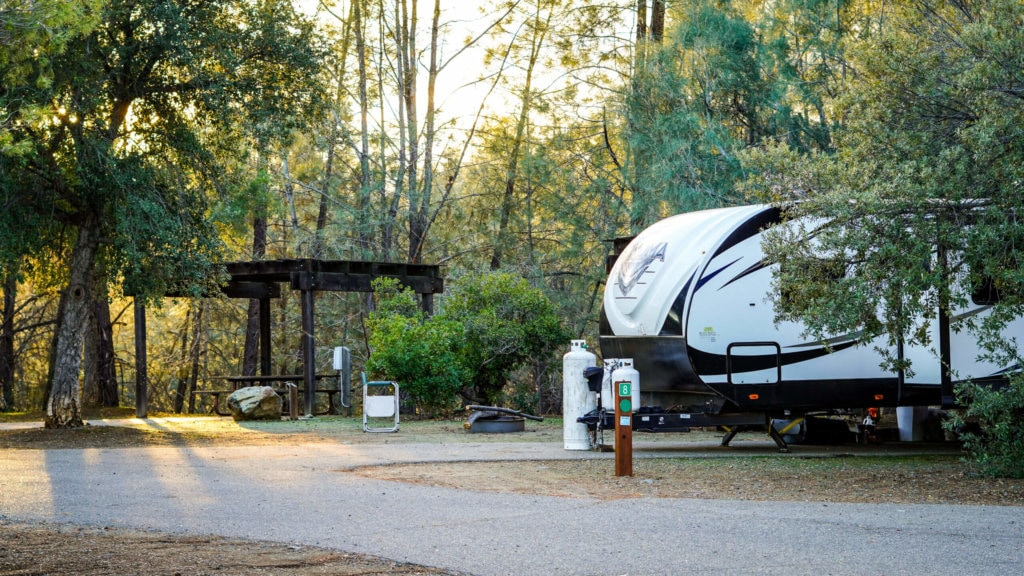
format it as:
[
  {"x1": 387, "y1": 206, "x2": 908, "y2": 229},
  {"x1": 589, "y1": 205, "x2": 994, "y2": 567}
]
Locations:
[
  {"x1": 726, "y1": 342, "x2": 781, "y2": 385},
  {"x1": 727, "y1": 342, "x2": 781, "y2": 406}
]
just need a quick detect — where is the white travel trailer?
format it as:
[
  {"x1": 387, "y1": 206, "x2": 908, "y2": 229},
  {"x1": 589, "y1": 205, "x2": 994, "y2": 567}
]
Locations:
[{"x1": 591, "y1": 204, "x2": 1022, "y2": 446}]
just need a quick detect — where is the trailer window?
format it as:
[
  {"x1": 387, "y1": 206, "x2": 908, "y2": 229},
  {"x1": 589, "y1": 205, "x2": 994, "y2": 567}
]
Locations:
[
  {"x1": 972, "y1": 275, "x2": 1001, "y2": 305},
  {"x1": 778, "y1": 256, "x2": 846, "y2": 307}
]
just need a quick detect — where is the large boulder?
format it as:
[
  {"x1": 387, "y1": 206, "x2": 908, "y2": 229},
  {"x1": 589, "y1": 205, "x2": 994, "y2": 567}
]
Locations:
[{"x1": 228, "y1": 386, "x2": 282, "y2": 421}]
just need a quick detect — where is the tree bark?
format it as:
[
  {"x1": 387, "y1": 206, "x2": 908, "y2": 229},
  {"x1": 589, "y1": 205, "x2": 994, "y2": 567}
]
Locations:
[
  {"x1": 399, "y1": 0, "x2": 423, "y2": 264},
  {"x1": 315, "y1": 4, "x2": 355, "y2": 259},
  {"x1": 94, "y1": 296, "x2": 117, "y2": 407},
  {"x1": 82, "y1": 294, "x2": 99, "y2": 406},
  {"x1": 186, "y1": 300, "x2": 204, "y2": 414},
  {"x1": 355, "y1": 0, "x2": 372, "y2": 255},
  {"x1": 280, "y1": 153, "x2": 300, "y2": 236},
  {"x1": 242, "y1": 216, "x2": 267, "y2": 378},
  {"x1": 172, "y1": 307, "x2": 191, "y2": 414},
  {"x1": 490, "y1": 3, "x2": 552, "y2": 270},
  {"x1": 83, "y1": 273, "x2": 117, "y2": 408},
  {"x1": 650, "y1": 0, "x2": 665, "y2": 42},
  {"x1": 46, "y1": 218, "x2": 99, "y2": 428},
  {"x1": 0, "y1": 270, "x2": 16, "y2": 411},
  {"x1": 408, "y1": 0, "x2": 441, "y2": 264},
  {"x1": 636, "y1": 0, "x2": 647, "y2": 41}
]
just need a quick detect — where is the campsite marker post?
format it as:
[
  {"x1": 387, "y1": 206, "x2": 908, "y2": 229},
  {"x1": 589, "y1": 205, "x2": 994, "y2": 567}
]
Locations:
[{"x1": 614, "y1": 380, "x2": 633, "y2": 476}]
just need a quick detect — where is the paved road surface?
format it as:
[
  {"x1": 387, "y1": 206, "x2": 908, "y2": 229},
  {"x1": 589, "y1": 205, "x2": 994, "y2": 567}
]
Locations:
[{"x1": 1, "y1": 424, "x2": 1021, "y2": 575}]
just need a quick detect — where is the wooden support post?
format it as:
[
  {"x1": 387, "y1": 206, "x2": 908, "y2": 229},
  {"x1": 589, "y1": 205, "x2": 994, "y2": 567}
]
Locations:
[
  {"x1": 300, "y1": 280, "x2": 316, "y2": 417},
  {"x1": 288, "y1": 382, "x2": 299, "y2": 421},
  {"x1": 614, "y1": 379, "x2": 633, "y2": 477},
  {"x1": 133, "y1": 299, "x2": 148, "y2": 418},
  {"x1": 259, "y1": 297, "x2": 272, "y2": 376}
]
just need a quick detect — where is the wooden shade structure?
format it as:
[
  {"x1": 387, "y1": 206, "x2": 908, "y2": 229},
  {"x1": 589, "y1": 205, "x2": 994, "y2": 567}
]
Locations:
[{"x1": 133, "y1": 259, "x2": 443, "y2": 417}]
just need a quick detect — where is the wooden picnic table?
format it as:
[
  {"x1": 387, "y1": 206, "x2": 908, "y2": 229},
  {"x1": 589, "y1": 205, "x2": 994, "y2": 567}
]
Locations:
[{"x1": 192, "y1": 374, "x2": 343, "y2": 416}]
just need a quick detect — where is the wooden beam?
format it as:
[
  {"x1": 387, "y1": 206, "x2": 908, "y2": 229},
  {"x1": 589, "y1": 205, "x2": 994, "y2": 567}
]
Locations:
[
  {"x1": 299, "y1": 276, "x2": 316, "y2": 417},
  {"x1": 288, "y1": 271, "x2": 442, "y2": 294},
  {"x1": 225, "y1": 259, "x2": 443, "y2": 295},
  {"x1": 134, "y1": 299, "x2": 148, "y2": 418},
  {"x1": 220, "y1": 281, "x2": 281, "y2": 299}
]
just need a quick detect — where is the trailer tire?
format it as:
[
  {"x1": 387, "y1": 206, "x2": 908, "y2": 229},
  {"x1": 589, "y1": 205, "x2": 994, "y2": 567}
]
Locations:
[{"x1": 783, "y1": 417, "x2": 851, "y2": 445}]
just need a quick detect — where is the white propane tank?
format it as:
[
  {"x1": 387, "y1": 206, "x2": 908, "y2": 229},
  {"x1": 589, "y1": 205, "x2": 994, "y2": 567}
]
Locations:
[
  {"x1": 897, "y1": 406, "x2": 929, "y2": 442},
  {"x1": 610, "y1": 359, "x2": 640, "y2": 411},
  {"x1": 563, "y1": 340, "x2": 597, "y2": 450},
  {"x1": 601, "y1": 359, "x2": 617, "y2": 410}
]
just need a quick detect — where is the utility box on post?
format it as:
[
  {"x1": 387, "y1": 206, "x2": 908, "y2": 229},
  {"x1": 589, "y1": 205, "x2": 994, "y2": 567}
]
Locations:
[{"x1": 333, "y1": 346, "x2": 352, "y2": 415}]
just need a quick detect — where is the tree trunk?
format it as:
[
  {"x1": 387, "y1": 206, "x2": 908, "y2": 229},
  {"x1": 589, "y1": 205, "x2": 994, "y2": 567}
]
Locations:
[
  {"x1": 315, "y1": 4, "x2": 355, "y2": 259},
  {"x1": 172, "y1": 307, "x2": 191, "y2": 414},
  {"x1": 650, "y1": 0, "x2": 665, "y2": 42},
  {"x1": 82, "y1": 293, "x2": 99, "y2": 406},
  {"x1": 399, "y1": 0, "x2": 422, "y2": 264},
  {"x1": 186, "y1": 300, "x2": 204, "y2": 413},
  {"x1": 242, "y1": 216, "x2": 267, "y2": 378},
  {"x1": 490, "y1": 4, "x2": 552, "y2": 270},
  {"x1": 355, "y1": 0, "x2": 372, "y2": 255},
  {"x1": 83, "y1": 273, "x2": 117, "y2": 408},
  {"x1": 0, "y1": 270, "x2": 16, "y2": 411},
  {"x1": 636, "y1": 0, "x2": 647, "y2": 41},
  {"x1": 315, "y1": 127, "x2": 335, "y2": 259},
  {"x1": 280, "y1": 153, "x2": 300, "y2": 236},
  {"x1": 94, "y1": 296, "x2": 117, "y2": 407},
  {"x1": 46, "y1": 219, "x2": 99, "y2": 428},
  {"x1": 408, "y1": 0, "x2": 440, "y2": 264}
]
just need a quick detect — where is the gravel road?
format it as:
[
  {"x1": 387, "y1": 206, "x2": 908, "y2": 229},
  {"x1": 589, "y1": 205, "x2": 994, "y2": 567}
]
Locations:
[{"x1": 2, "y1": 441, "x2": 1021, "y2": 575}]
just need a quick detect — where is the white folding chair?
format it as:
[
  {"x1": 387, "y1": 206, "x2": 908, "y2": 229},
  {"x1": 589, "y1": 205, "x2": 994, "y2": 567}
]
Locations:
[{"x1": 362, "y1": 373, "x2": 399, "y2": 433}]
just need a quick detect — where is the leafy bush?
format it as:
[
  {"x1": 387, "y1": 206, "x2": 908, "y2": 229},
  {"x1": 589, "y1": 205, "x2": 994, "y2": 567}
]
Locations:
[
  {"x1": 364, "y1": 272, "x2": 570, "y2": 412},
  {"x1": 364, "y1": 279, "x2": 467, "y2": 415},
  {"x1": 438, "y1": 272, "x2": 570, "y2": 406},
  {"x1": 953, "y1": 375, "x2": 1024, "y2": 478}
]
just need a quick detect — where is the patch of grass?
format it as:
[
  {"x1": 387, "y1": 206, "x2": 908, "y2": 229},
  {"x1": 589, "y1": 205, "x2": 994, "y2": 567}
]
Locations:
[
  {"x1": 677, "y1": 454, "x2": 964, "y2": 473},
  {"x1": 0, "y1": 425, "x2": 186, "y2": 449},
  {"x1": 0, "y1": 407, "x2": 173, "y2": 423}
]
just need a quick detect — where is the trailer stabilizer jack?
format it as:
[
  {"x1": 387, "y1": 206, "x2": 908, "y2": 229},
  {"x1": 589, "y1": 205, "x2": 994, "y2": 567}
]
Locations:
[
  {"x1": 578, "y1": 409, "x2": 790, "y2": 452},
  {"x1": 720, "y1": 423, "x2": 790, "y2": 453}
]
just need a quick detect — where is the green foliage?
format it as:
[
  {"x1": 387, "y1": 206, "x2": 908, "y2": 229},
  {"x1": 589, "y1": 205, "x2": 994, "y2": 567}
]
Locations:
[
  {"x1": 1, "y1": 0, "x2": 328, "y2": 297},
  {"x1": 624, "y1": 6, "x2": 749, "y2": 227},
  {"x1": 365, "y1": 273, "x2": 570, "y2": 411},
  {"x1": 954, "y1": 376, "x2": 1024, "y2": 478},
  {"x1": 365, "y1": 279, "x2": 467, "y2": 415},
  {"x1": 110, "y1": 160, "x2": 226, "y2": 299},
  {"x1": 0, "y1": 0, "x2": 103, "y2": 155},
  {"x1": 438, "y1": 271, "x2": 570, "y2": 405},
  {"x1": 745, "y1": 0, "x2": 1024, "y2": 475},
  {"x1": 623, "y1": 0, "x2": 852, "y2": 230}
]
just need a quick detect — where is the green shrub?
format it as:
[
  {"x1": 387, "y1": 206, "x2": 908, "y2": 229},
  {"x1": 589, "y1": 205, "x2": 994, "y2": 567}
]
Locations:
[
  {"x1": 365, "y1": 272, "x2": 570, "y2": 411},
  {"x1": 364, "y1": 279, "x2": 467, "y2": 415},
  {"x1": 438, "y1": 272, "x2": 570, "y2": 406},
  {"x1": 953, "y1": 375, "x2": 1024, "y2": 478}
]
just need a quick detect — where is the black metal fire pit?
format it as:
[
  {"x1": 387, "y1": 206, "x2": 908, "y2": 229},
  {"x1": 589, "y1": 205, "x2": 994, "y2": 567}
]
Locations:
[{"x1": 464, "y1": 405, "x2": 543, "y2": 434}]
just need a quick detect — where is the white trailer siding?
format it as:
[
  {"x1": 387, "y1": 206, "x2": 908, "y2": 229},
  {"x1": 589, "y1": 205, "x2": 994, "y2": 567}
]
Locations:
[{"x1": 599, "y1": 204, "x2": 1022, "y2": 413}]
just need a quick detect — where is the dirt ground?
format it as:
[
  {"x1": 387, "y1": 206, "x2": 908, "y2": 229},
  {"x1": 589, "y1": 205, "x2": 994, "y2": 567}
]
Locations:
[{"x1": 2, "y1": 410, "x2": 1023, "y2": 575}]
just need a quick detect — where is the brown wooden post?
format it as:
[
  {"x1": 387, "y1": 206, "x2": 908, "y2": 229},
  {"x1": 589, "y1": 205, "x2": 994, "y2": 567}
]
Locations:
[
  {"x1": 133, "y1": 299, "x2": 148, "y2": 418},
  {"x1": 299, "y1": 275, "x2": 316, "y2": 417},
  {"x1": 259, "y1": 297, "x2": 272, "y2": 376},
  {"x1": 614, "y1": 378, "x2": 633, "y2": 477}
]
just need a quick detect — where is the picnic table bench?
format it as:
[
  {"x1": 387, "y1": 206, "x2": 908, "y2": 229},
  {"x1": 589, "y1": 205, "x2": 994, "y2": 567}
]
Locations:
[{"x1": 192, "y1": 374, "x2": 343, "y2": 416}]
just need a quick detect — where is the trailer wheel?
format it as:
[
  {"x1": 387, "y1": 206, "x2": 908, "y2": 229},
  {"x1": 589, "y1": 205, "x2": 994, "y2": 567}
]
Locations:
[{"x1": 781, "y1": 417, "x2": 851, "y2": 445}]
